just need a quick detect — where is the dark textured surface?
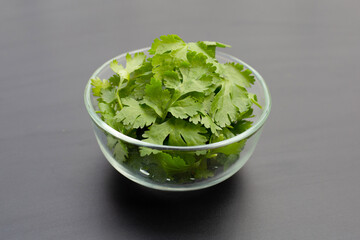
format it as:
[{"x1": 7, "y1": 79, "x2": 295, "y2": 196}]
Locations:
[{"x1": 1, "y1": 1, "x2": 360, "y2": 239}]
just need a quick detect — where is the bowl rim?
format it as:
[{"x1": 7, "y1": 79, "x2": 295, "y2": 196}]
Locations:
[{"x1": 84, "y1": 47, "x2": 271, "y2": 151}]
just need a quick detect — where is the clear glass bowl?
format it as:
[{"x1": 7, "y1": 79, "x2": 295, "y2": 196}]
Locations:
[{"x1": 84, "y1": 47, "x2": 271, "y2": 191}]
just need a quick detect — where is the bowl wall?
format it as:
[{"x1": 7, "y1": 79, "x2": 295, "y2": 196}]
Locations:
[{"x1": 93, "y1": 122, "x2": 263, "y2": 191}]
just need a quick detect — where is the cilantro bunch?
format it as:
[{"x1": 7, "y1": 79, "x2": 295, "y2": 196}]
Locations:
[{"x1": 91, "y1": 35, "x2": 260, "y2": 183}]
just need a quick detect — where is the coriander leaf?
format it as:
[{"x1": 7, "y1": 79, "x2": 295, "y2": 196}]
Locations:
[
  {"x1": 113, "y1": 140, "x2": 128, "y2": 162},
  {"x1": 194, "y1": 159, "x2": 214, "y2": 179},
  {"x1": 178, "y1": 52, "x2": 216, "y2": 94},
  {"x1": 131, "y1": 61, "x2": 153, "y2": 99},
  {"x1": 188, "y1": 42, "x2": 215, "y2": 58},
  {"x1": 149, "y1": 34, "x2": 186, "y2": 55},
  {"x1": 132, "y1": 76, "x2": 151, "y2": 100},
  {"x1": 231, "y1": 120, "x2": 253, "y2": 135},
  {"x1": 211, "y1": 86, "x2": 238, "y2": 127},
  {"x1": 218, "y1": 62, "x2": 255, "y2": 88},
  {"x1": 131, "y1": 60, "x2": 153, "y2": 79},
  {"x1": 142, "y1": 118, "x2": 207, "y2": 147},
  {"x1": 125, "y1": 52, "x2": 146, "y2": 73},
  {"x1": 211, "y1": 129, "x2": 246, "y2": 155},
  {"x1": 189, "y1": 114, "x2": 201, "y2": 124},
  {"x1": 110, "y1": 60, "x2": 129, "y2": 80},
  {"x1": 139, "y1": 147, "x2": 161, "y2": 157},
  {"x1": 91, "y1": 77, "x2": 111, "y2": 96},
  {"x1": 98, "y1": 102, "x2": 117, "y2": 129},
  {"x1": 214, "y1": 140, "x2": 246, "y2": 155},
  {"x1": 231, "y1": 85, "x2": 253, "y2": 112},
  {"x1": 118, "y1": 61, "x2": 153, "y2": 100},
  {"x1": 200, "y1": 115, "x2": 222, "y2": 134},
  {"x1": 157, "y1": 152, "x2": 191, "y2": 174},
  {"x1": 192, "y1": 92, "x2": 214, "y2": 115},
  {"x1": 187, "y1": 41, "x2": 228, "y2": 73},
  {"x1": 188, "y1": 41, "x2": 230, "y2": 59},
  {"x1": 211, "y1": 68, "x2": 254, "y2": 127},
  {"x1": 163, "y1": 52, "x2": 215, "y2": 99},
  {"x1": 151, "y1": 53, "x2": 181, "y2": 81},
  {"x1": 189, "y1": 114, "x2": 221, "y2": 135},
  {"x1": 108, "y1": 74, "x2": 120, "y2": 86},
  {"x1": 163, "y1": 70, "x2": 181, "y2": 89},
  {"x1": 101, "y1": 88, "x2": 117, "y2": 103},
  {"x1": 142, "y1": 78, "x2": 171, "y2": 119},
  {"x1": 171, "y1": 47, "x2": 188, "y2": 62},
  {"x1": 239, "y1": 107, "x2": 254, "y2": 119},
  {"x1": 190, "y1": 93, "x2": 221, "y2": 135},
  {"x1": 107, "y1": 135, "x2": 118, "y2": 149},
  {"x1": 110, "y1": 54, "x2": 147, "y2": 82},
  {"x1": 168, "y1": 96, "x2": 201, "y2": 119},
  {"x1": 115, "y1": 98, "x2": 157, "y2": 128},
  {"x1": 202, "y1": 41, "x2": 231, "y2": 49},
  {"x1": 150, "y1": 35, "x2": 189, "y2": 64},
  {"x1": 215, "y1": 153, "x2": 239, "y2": 171},
  {"x1": 106, "y1": 135, "x2": 129, "y2": 163}
]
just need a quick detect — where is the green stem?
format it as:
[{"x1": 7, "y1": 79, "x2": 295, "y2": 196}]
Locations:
[
  {"x1": 116, "y1": 90, "x2": 123, "y2": 110},
  {"x1": 116, "y1": 76, "x2": 125, "y2": 110}
]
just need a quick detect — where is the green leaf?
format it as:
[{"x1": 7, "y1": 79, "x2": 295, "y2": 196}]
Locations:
[
  {"x1": 194, "y1": 159, "x2": 214, "y2": 179},
  {"x1": 187, "y1": 41, "x2": 229, "y2": 73},
  {"x1": 142, "y1": 78, "x2": 171, "y2": 119},
  {"x1": 189, "y1": 93, "x2": 221, "y2": 135},
  {"x1": 157, "y1": 152, "x2": 191, "y2": 174},
  {"x1": 118, "y1": 61, "x2": 153, "y2": 100},
  {"x1": 218, "y1": 63, "x2": 255, "y2": 88},
  {"x1": 231, "y1": 120, "x2": 253, "y2": 135},
  {"x1": 113, "y1": 140, "x2": 128, "y2": 162},
  {"x1": 110, "y1": 60, "x2": 129, "y2": 80},
  {"x1": 160, "y1": 52, "x2": 215, "y2": 100},
  {"x1": 189, "y1": 114, "x2": 201, "y2": 124},
  {"x1": 132, "y1": 76, "x2": 151, "y2": 99},
  {"x1": 91, "y1": 77, "x2": 111, "y2": 97},
  {"x1": 189, "y1": 114, "x2": 221, "y2": 135},
  {"x1": 106, "y1": 134, "x2": 129, "y2": 163},
  {"x1": 200, "y1": 115, "x2": 222, "y2": 134},
  {"x1": 115, "y1": 98, "x2": 157, "y2": 128},
  {"x1": 231, "y1": 85, "x2": 252, "y2": 112},
  {"x1": 163, "y1": 70, "x2": 181, "y2": 89},
  {"x1": 211, "y1": 86, "x2": 238, "y2": 127},
  {"x1": 98, "y1": 102, "x2": 118, "y2": 129},
  {"x1": 211, "y1": 129, "x2": 246, "y2": 155},
  {"x1": 215, "y1": 140, "x2": 246, "y2": 155},
  {"x1": 210, "y1": 65, "x2": 254, "y2": 127},
  {"x1": 202, "y1": 41, "x2": 231, "y2": 48},
  {"x1": 142, "y1": 118, "x2": 207, "y2": 147},
  {"x1": 215, "y1": 154, "x2": 239, "y2": 171},
  {"x1": 101, "y1": 88, "x2": 117, "y2": 103},
  {"x1": 106, "y1": 134, "x2": 118, "y2": 149},
  {"x1": 188, "y1": 41, "x2": 230, "y2": 59},
  {"x1": 149, "y1": 34, "x2": 187, "y2": 55},
  {"x1": 125, "y1": 52, "x2": 146, "y2": 73},
  {"x1": 108, "y1": 74, "x2": 120, "y2": 86},
  {"x1": 151, "y1": 53, "x2": 182, "y2": 81},
  {"x1": 131, "y1": 61, "x2": 153, "y2": 99},
  {"x1": 168, "y1": 96, "x2": 201, "y2": 119}
]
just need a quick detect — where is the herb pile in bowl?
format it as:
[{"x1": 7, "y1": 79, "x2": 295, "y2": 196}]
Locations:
[{"x1": 91, "y1": 34, "x2": 261, "y2": 183}]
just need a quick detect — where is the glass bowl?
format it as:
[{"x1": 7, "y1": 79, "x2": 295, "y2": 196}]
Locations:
[{"x1": 84, "y1": 47, "x2": 271, "y2": 191}]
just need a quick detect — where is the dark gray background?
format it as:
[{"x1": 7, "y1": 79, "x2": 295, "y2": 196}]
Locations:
[{"x1": 1, "y1": 1, "x2": 359, "y2": 239}]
